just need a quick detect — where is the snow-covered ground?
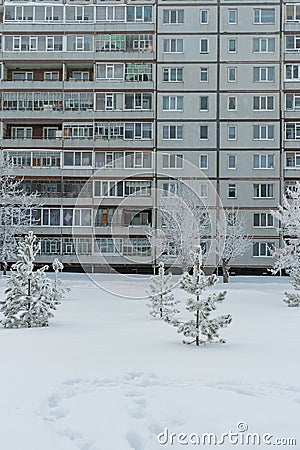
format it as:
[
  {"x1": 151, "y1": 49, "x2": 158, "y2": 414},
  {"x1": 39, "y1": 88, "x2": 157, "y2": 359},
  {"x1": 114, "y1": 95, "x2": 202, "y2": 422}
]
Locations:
[{"x1": 0, "y1": 274, "x2": 299, "y2": 450}]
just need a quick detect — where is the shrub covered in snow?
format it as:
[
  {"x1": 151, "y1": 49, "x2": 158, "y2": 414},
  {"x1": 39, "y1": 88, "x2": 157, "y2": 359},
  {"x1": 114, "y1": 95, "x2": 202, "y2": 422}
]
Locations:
[
  {"x1": 172, "y1": 246, "x2": 232, "y2": 346},
  {"x1": 0, "y1": 232, "x2": 64, "y2": 328},
  {"x1": 147, "y1": 262, "x2": 179, "y2": 321}
]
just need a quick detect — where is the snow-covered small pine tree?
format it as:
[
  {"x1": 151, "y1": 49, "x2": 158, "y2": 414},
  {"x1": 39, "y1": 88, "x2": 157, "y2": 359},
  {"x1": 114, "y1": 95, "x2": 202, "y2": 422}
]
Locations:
[
  {"x1": 52, "y1": 258, "x2": 66, "y2": 303},
  {"x1": 272, "y1": 182, "x2": 300, "y2": 306},
  {"x1": 147, "y1": 262, "x2": 179, "y2": 321},
  {"x1": 0, "y1": 232, "x2": 61, "y2": 328},
  {"x1": 173, "y1": 246, "x2": 232, "y2": 346}
]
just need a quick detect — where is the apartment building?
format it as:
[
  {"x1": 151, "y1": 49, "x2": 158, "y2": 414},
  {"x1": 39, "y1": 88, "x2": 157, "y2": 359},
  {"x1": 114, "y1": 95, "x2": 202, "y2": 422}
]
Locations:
[{"x1": 0, "y1": 0, "x2": 299, "y2": 272}]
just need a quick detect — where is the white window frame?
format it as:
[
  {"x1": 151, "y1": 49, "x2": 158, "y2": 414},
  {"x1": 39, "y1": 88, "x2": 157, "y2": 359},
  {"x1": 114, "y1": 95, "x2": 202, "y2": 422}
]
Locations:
[
  {"x1": 228, "y1": 38, "x2": 237, "y2": 53},
  {"x1": 163, "y1": 9, "x2": 184, "y2": 24},
  {"x1": 253, "y1": 37, "x2": 275, "y2": 53},
  {"x1": 253, "y1": 96, "x2": 274, "y2": 111},
  {"x1": 228, "y1": 154, "x2": 236, "y2": 169},
  {"x1": 228, "y1": 67, "x2": 237, "y2": 82},
  {"x1": 253, "y1": 125, "x2": 274, "y2": 140},
  {"x1": 253, "y1": 9, "x2": 275, "y2": 24},
  {"x1": 162, "y1": 153, "x2": 184, "y2": 169},
  {"x1": 228, "y1": 9, "x2": 237, "y2": 24},
  {"x1": 253, "y1": 213, "x2": 274, "y2": 228},
  {"x1": 253, "y1": 183, "x2": 274, "y2": 198},
  {"x1": 200, "y1": 96, "x2": 209, "y2": 111},
  {"x1": 163, "y1": 38, "x2": 184, "y2": 53},
  {"x1": 285, "y1": 64, "x2": 300, "y2": 81},
  {"x1": 199, "y1": 154, "x2": 208, "y2": 169},
  {"x1": 228, "y1": 125, "x2": 237, "y2": 140},
  {"x1": 162, "y1": 96, "x2": 184, "y2": 111},
  {"x1": 253, "y1": 66, "x2": 275, "y2": 82},
  {"x1": 200, "y1": 125, "x2": 208, "y2": 140},
  {"x1": 200, "y1": 67, "x2": 208, "y2": 82},
  {"x1": 253, "y1": 154, "x2": 274, "y2": 169},
  {"x1": 228, "y1": 183, "x2": 237, "y2": 198},
  {"x1": 228, "y1": 96, "x2": 237, "y2": 110},
  {"x1": 200, "y1": 10, "x2": 209, "y2": 24},
  {"x1": 200, "y1": 38, "x2": 209, "y2": 53},
  {"x1": 163, "y1": 67, "x2": 183, "y2": 82},
  {"x1": 252, "y1": 242, "x2": 275, "y2": 257},
  {"x1": 162, "y1": 125, "x2": 183, "y2": 140}
]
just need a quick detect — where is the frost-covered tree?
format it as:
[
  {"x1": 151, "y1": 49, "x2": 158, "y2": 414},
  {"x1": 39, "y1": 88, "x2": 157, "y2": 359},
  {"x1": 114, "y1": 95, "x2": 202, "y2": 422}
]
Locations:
[
  {"x1": 272, "y1": 182, "x2": 300, "y2": 306},
  {"x1": 172, "y1": 246, "x2": 232, "y2": 346},
  {"x1": 216, "y1": 208, "x2": 252, "y2": 283},
  {"x1": 0, "y1": 232, "x2": 61, "y2": 328},
  {"x1": 147, "y1": 262, "x2": 179, "y2": 321},
  {"x1": 149, "y1": 181, "x2": 210, "y2": 273},
  {"x1": 0, "y1": 154, "x2": 40, "y2": 274},
  {"x1": 52, "y1": 258, "x2": 66, "y2": 304}
]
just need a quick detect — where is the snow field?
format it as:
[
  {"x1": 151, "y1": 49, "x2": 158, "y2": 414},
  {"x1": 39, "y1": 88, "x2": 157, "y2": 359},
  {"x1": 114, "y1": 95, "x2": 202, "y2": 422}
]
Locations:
[{"x1": 0, "y1": 274, "x2": 299, "y2": 450}]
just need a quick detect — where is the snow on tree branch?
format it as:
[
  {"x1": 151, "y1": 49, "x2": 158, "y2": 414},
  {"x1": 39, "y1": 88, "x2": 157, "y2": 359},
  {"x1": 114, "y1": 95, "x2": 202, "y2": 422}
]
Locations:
[
  {"x1": 272, "y1": 182, "x2": 300, "y2": 306},
  {"x1": 171, "y1": 246, "x2": 232, "y2": 346}
]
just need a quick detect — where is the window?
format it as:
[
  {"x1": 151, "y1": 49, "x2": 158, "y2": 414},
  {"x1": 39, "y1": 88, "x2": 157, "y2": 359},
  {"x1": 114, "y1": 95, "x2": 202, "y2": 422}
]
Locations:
[
  {"x1": 253, "y1": 9, "x2": 275, "y2": 24},
  {"x1": 286, "y1": 152, "x2": 300, "y2": 168},
  {"x1": 124, "y1": 93, "x2": 152, "y2": 110},
  {"x1": 200, "y1": 67, "x2": 208, "y2": 82},
  {"x1": 253, "y1": 213, "x2": 274, "y2": 228},
  {"x1": 228, "y1": 9, "x2": 237, "y2": 24},
  {"x1": 253, "y1": 67, "x2": 275, "y2": 82},
  {"x1": 253, "y1": 183, "x2": 274, "y2": 198},
  {"x1": 62, "y1": 209, "x2": 92, "y2": 227},
  {"x1": 228, "y1": 38, "x2": 236, "y2": 53},
  {"x1": 163, "y1": 67, "x2": 183, "y2": 82},
  {"x1": 125, "y1": 63, "x2": 152, "y2": 82},
  {"x1": 200, "y1": 125, "x2": 208, "y2": 140},
  {"x1": 253, "y1": 242, "x2": 275, "y2": 257},
  {"x1": 12, "y1": 71, "x2": 33, "y2": 81},
  {"x1": 11, "y1": 127, "x2": 32, "y2": 139},
  {"x1": 286, "y1": 35, "x2": 300, "y2": 51},
  {"x1": 96, "y1": 63, "x2": 124, "y2": 80},
  {"x1": 72, "y1": 71, "x2": 89, "y2": 82},
  {"x1": 94, "y1": 238, "x2": 122, "y2": 254},
  {"x1": 127, "y1": 6, "x2": 153, "y2": 23},
  {"x1": 163, "y1": 9, "x2": 184, "y2": 24},
  {"x1": 285, "y1": 123, "x2": 300, "y2": 140},
  {"x1": 163, "y1": 96, "x2": 183, "y2": 111},
  {"x1": 163, "y1": 38, "x2": 183, "y2": 53},
  {"x1": 163, "y1": 125, "x2": 183, "y2": 140},
  {"x1": 200, "y1": 96, "x2": 208, "y2": 111},
  {"x1": 253, "y1": 96, "x2": 274, "y2": 111},
  {"x1": 253, "y1": 38, "x2": 275, "y2": 53},
  {"x1": 200, "y1": 183, "x2": 208, "y2": 198},
  {"x1": 162, "y1": 153, "x2": 183, "y2": 169},
  {"x1": 253, "y1": 154, "x2": 274, "y2": 169},
  {"x1": 228, "y1": 96, "x2": 237, "y2": 110},
  {"x1": 46, "y1": 36, "x2": 63, "y2": 52},
  {"x1": 228, "y1": 155, "x2": 236, "y2": 169},
  {"x1": 285, "y1": 4, "x2": 300, "y2": 22},
  {"x1": 124, "y1": 123, "x2": 153, "y2": 140},
  {"x1": 228, "y1": 125, "x2": 237, "y2": 140},
  {"x1": 228, "y1": 184, "x2": 237, "y2": 198},
  {"x1": 286, "y1": 93, "x2": 300, "y2": 111},
  {"x1": 285, "y1": 64, "x2": 300, "y2": 80},
  {"x1": 200, "y1": 38, "x2": 209, "y2": 53},
  {"x1": 63, "y1": 151, "x2": 93, "y2": 167},
  {"x1": 200, "y1": 10, "x2": 209, "y2": 24},
  {"x1": 199, "y1": 154, "x2": 208, "y2": 169},
  {"x1": 162, "y1": 182, "x2": 177, "y2": 197},
  {"x1": 253, "y1": 125, "x2": 274, "y2": 140},
  {"x1": 44, "y1": 71, "x2": 59, "y2": 81},
  {"x1": 228, "y1": 67, "x2": 237, "y2": 82}
]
